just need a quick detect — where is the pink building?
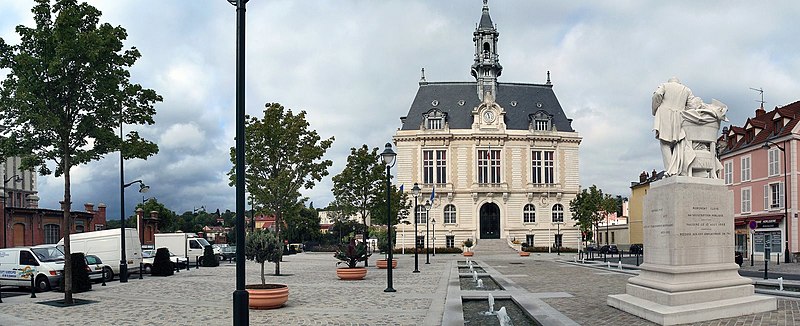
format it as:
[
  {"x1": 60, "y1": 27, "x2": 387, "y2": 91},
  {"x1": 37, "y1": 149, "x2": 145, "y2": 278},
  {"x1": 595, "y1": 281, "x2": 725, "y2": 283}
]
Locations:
[{"x1": 719, "y1": 101, "x2": 800, "y2": 262}]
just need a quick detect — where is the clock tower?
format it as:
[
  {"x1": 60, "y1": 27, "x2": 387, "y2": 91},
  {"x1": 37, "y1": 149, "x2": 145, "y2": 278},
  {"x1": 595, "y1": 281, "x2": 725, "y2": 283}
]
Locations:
[{"x1": 470, "y1": 0, "x2": 502, "y2": 101}]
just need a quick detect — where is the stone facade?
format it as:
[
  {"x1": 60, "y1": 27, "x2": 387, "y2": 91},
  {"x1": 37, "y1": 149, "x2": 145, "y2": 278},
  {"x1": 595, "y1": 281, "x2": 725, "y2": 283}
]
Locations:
[{"x1": 392, "y1": 2, "x2": 581, "y2": 250}]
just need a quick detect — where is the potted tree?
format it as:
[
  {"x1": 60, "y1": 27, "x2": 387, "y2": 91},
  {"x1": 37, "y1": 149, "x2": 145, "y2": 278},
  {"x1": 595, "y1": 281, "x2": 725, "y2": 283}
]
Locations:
[
  {"x1": 334, "y1": 239, "x2": 370, "y2": 280},
  {"x1": 519, "y1": 243, "x2": 530, "y2": 257},
  {"x1": 245, "y1": 229, "x2": 288, "y2": 309},
  {"x1": 374, "y1": 228, "x2": 397, "y2": 269},
  {"x1": 463, "y1": 238, "x2": 474, "y2": 257}
]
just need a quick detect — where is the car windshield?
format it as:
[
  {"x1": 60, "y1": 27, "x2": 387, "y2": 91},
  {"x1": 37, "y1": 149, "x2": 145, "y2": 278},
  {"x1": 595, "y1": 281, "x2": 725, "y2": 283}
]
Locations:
[
  {"x1": 197, "y1": 238, "x2": 211, "y2": 247},
  {"x1": 32, "y1": 247, "x2": 65, "y2": 262}
]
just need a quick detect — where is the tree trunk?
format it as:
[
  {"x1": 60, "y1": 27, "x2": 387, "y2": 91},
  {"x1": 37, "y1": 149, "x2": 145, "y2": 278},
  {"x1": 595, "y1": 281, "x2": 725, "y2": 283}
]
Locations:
[
  {"x1": 274, "y1": 209, "x2": 281, "y2": 276},
  {"x1": 261, "y1": 261, "x2": 265, "y2": 284},
  {"x1": 62, "y1": 156, "x2": 73, "y2": 305}
]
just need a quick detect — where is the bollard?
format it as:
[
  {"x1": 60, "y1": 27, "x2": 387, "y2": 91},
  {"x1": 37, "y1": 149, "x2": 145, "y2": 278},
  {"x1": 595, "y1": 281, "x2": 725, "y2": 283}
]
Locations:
[
  {"x1": 764, "y1": 259, "x2": 768, "y2": 280},
  {"x1": 139, "y1": 263, "x2": 143, "y2": 279},
  {"x1": 196, "y1": 256, "x2": 200, "y2": 269},
  {"x1": 779, "y1": 277, "x2": 784, "y2": 291},
  {"x1": 751, "y1": 252, "x2": 754, "y2": 266},
  {"x1": 187, "y1": 258, "x2": 190, "y2": 271},
  {"x1": 1, "y1": 281, "x2": 4, "y2": 303},
  {"x1": 636, "y1": 253, "x2": 640, "y2": 266},
  {"x1": 175, "y1": 261, "x2": 180, "y2": 273},
  {"x1": 607, "y1": 261, "x2": 611, "y2": 269},
  {"x1": 777, "y1": 253, "x2": 780, "y2": 266},
  {"x1": 618, "y1": 261, "x2": 623, "y2": 270},
  {"x1": 603, "y1": 253, "x2": 607, "y2": 263},
  {"x1": 30, "y1": 274, "x2": 36, "y2": 298},
  {"x1": 101, "y1": 268, "x2": 106, "y2": 286}
]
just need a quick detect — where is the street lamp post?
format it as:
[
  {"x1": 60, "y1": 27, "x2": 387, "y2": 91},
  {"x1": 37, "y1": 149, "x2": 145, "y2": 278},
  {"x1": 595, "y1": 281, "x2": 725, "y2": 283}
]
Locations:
[
  {"x1": 2, "y1": 172, "x2": 22, "y2": 249},
  {"x1": 424, "y1": 200, "x2": 431, "y2": 264},
  {"x1": 411, "y1": 183, "x2": 420, "y2": 273},
  {"x1": 557, "y1": 222, "x2": 561, "y2": 256},
  {"x1": 431, "y1": 218, "x2": 436, "y2": 256},
  {"x1": 381, "y1": 142, "x2": 397, "y2": 293},
  {"x1": 120, "y1": 180, "x2": 149, "y2": 283},
  {"x1": 763, "y1": 140, "x2": 791, "y2": 263},
  {"x1": 226, "y1": 0, "x2": 249, "y2": 324}
]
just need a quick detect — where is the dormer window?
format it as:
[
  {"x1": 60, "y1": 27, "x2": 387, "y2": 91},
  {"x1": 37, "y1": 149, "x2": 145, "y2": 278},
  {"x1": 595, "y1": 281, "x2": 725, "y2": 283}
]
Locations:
[
  {"x1": 530, "y1": 110, "x2": 552, "y2": 131},
  {"x1": 423, "y1": 109, "x2": 446, "y2": 130}
]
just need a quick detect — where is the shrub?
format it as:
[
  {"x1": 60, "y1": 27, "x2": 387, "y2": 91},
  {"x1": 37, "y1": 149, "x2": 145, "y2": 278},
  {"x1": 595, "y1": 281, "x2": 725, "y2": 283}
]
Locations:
[
  {"x1": 151, "y1": 248, "x2": 175, "y2": 276},
  {"x1": 58, "y1": 252, "x2": 92, "y2": 293},
  {"x1": 201, "y1": 245, "x2": 219, "y2": 267},
  {"x1": 334, "y1": 239, "x2": 370, "y2": 268}
]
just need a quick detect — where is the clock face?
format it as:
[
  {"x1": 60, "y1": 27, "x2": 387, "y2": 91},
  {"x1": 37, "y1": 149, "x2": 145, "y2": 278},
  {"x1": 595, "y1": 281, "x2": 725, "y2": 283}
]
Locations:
[{"x1": 483, "y1": 110, "x2": 495, "y2": 123}]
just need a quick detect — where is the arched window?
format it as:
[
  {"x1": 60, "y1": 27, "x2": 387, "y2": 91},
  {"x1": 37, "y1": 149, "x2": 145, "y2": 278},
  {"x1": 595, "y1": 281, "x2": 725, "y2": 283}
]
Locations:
[
  {"x1": 444, "y1": 205, "x2": 456, "y2": 224},
  {"x1": 43, "y1": 224, "x2": 60, "y2": 244},
  {"x1": 523, "y1": 204, "x2": 536, "y2": 223},
  {"x1": 551, "y1": 204, "x2": 564, "y2": 223},
  {"x1": 416, "y1": 205, "x2": 427, "y2": 224}
]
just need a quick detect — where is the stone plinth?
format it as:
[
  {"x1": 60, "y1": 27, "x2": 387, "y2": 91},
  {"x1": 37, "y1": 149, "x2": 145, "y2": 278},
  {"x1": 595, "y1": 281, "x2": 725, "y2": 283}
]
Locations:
[{"x1": 608, "y1": 176, "x2": 776, "y2": 325}]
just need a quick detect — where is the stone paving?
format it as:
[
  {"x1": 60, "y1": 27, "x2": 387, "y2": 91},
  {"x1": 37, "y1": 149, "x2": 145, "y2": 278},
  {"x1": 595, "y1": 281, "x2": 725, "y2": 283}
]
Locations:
[{"x1": 1, "y1": 250, "x2": 800, "y2": 325}]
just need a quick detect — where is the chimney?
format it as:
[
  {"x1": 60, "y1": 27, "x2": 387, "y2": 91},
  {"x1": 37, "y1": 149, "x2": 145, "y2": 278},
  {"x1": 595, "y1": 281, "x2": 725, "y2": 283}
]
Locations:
[
  {"x1": 84, "y1": 202, "x2": 94, "y2": 212},
  {"x1": 639, "y1": 171, "x2": 647, "y2": 183},
  {"x1": 651, "y1": 169, "x2": 657, "y2": 178},
  {"x1": 755, "y1": 106, "x2": 766, "y2": 117}
]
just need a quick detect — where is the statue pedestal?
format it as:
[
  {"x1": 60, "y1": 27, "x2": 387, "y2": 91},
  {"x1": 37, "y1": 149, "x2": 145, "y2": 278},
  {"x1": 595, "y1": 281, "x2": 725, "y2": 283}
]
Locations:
[{"x1": 608, "y1": 176, "x2": 776, "y2": 325}]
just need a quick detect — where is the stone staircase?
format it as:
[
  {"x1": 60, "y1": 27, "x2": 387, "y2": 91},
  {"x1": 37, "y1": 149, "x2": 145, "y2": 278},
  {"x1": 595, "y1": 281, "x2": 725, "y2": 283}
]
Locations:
[{"x1": 471, "y1": 238, "x2": 517, "y2": 255}]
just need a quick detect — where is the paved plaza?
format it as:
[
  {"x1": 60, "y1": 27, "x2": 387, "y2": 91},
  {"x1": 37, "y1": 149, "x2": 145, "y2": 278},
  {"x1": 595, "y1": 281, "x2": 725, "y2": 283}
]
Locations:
[{"x1": 2, "y1": 250, "x2": 800, "y2": 325}]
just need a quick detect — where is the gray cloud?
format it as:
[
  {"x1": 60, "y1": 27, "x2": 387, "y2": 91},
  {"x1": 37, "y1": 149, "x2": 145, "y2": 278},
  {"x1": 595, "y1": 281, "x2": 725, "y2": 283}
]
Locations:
[{"x1": 2, "y1": 1, "x2": 799, "y2": 217}]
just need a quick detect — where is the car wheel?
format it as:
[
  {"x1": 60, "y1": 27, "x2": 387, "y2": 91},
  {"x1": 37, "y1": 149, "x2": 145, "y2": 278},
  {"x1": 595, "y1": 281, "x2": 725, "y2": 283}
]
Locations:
[
  {"x1": 144, "y1": 264, "x2": 152, "y2": 274},
  {"x1": 35, "y1": 275, "x2": 51, "y2": 292},
  {"x1": 103, "y1": 267, "x2": 114, "y2": 282}
]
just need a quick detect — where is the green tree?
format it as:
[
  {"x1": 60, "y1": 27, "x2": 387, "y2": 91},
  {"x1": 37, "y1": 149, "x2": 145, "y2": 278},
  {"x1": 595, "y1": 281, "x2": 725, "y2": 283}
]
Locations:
[
  {"x1": 245, "y1": 229, "x2": 282, "y2": 282},
  {"x1": 283, "y1": 203, "x2": 321, "y2": 244},
  {"x1": 569, "y1": 185, "x2": 617, "y2": 245},
  {"x1": 0, "y1": 0, "x2": 160, "y2": 304},
  {"x1": 230, "y1": 102, "x2": 333, "y2": 275},
  {"x1": 331, "y1": 145, "x2": 383, "y2": 266},
  {"x1": 135, "y1": 198, "x2": 178, "y2": 232}
]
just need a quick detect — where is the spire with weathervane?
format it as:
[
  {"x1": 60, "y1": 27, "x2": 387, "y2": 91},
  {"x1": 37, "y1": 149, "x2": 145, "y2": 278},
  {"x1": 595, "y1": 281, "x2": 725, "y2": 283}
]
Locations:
[{"x1": 471, "y1": 0, "x2": 502, "y2": 101}]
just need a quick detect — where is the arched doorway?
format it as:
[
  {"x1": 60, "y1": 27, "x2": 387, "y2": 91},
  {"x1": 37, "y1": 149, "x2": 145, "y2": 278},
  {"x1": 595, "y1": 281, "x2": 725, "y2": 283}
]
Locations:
[
  {"x1": 13, "y1": 223, "x2": 25, "y2": 247},
  {"x1": 479, "y1": 203, "x2": 500, "y2": 239}
]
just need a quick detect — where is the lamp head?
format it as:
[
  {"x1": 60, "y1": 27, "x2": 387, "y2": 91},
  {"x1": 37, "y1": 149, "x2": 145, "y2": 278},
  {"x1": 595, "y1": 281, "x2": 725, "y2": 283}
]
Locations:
[
  {"x1": 138, "y1": 183, "x2": 150, "y2": 193},
  {"x1": 762, "y1": 143, "x2": 771, "y2": 150},
  {"x1": 380, "y1": 142, "x2": 397, "y2": 166},
  {"x1": 424, "y1": 200, "x2": 431, "y2": 210},
  {"x1": 412, "y1": 182, "x2": 420, "y2": 197}
]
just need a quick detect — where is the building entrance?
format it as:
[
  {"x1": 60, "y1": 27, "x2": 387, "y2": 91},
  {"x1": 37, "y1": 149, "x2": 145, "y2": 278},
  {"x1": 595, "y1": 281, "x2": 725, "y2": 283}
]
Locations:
[{"x1": 479, "y1": 203, "x2": 500, "y2": 239}]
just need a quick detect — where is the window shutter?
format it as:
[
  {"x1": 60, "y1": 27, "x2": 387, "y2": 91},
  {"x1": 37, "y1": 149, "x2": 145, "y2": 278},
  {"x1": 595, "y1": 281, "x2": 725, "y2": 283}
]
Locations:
[{"x1": 764, "y1": 185, "x2": 769, "y2": 210}]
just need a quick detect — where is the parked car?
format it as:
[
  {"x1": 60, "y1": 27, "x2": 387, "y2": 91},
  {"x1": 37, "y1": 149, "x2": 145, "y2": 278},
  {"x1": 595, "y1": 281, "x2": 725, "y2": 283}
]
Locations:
[
  {"x1": 599, "y1": 244, "x2": 619, "y2": 254},
  {"x1": 585, "y1": 244, "x2": 599, "y2": 252},
  {"x1": 142, "y1": 249, "x2": 188, "y2": 273},
  {"x1": 84, "y1": 254, "x2": 113, "y2": 283},
  {"x1": 630, "y1": 244, "x2": 644, "y2": 255},
  {"x1": 220, "y1": 246, "x2": 237, "y2": 261}
]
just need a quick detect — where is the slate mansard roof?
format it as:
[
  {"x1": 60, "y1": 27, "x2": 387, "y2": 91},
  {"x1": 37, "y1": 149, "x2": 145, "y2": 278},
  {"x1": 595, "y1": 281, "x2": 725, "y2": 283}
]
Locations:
[{"x1": 400, "y1": 82, "x2": 575, "y2": 132}]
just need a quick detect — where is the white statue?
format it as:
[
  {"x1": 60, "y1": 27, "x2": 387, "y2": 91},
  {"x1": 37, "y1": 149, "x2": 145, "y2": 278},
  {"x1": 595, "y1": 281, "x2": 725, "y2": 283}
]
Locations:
[
  {"x1": 652, "y1": 77, "x2": 694, "y2": 176},
  {"x1": 653, "y1": 78, "x2": 727, "y2": 178}
]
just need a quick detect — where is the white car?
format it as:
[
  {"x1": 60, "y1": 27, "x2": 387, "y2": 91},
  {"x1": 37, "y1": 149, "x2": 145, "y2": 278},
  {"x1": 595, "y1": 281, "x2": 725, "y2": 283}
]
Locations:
[
  {"x1": 84, "y1": 254, "x2": 113, "y2": 282},
  {"x1": 141, "y1": 249, "x2": 188, "y2": 273}
]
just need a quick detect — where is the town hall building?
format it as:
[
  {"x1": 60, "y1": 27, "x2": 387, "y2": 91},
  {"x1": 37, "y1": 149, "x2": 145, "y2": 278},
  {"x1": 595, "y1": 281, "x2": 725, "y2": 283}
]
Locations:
[{"x1": 393, "y1": 2, "x2": 582, "y2": 250}]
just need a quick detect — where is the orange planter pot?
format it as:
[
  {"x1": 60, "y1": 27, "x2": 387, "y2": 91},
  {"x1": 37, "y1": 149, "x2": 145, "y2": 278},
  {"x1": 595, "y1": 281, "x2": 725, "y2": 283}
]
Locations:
[
  {"x1": 463, "y1": 251, "x2": 474, "y2": 257},
  {"x1": 336, "y1": 267, "x2": 367, "y2": 280},
  {"x1": 376, "y1": 259, "x2": 398, "y2": 269},
  {"x1": 519, "y1": 251, "x2": 530, "y2": 257},
  {"x1": 246, "y1": 284, "x2": 289, "y2": 309}
]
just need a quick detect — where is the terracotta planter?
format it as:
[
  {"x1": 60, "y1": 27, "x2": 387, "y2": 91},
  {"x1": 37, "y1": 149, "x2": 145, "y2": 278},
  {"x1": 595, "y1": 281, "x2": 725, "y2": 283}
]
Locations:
[
  {"x1": 376, "y1": 259, "x2": 398, "y2": 269},
  {"x1": 463, "y1": 251, "x2": 474, "y2": 257},
  {"x1": 336, "y1": 267, "x2": 367, "y2": 280},
  {"x1": 246, "y1": 284, "x2": 289, "y2": 309},
  {"x1": 519, "y1": 251, "x2": 530, "y2": 257}
]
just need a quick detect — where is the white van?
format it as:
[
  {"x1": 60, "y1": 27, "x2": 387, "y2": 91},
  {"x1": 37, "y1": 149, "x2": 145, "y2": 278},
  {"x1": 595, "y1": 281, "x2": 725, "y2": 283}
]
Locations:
[
  {"x1": 0, "y1": 245, "x2": 65, "y2": 291},
  {"x1": 155, "y1": 233, "x2": 220, "y2": 264},
  {"x1": 57, "y1": 228, "x2": 142, "y2": 279}
]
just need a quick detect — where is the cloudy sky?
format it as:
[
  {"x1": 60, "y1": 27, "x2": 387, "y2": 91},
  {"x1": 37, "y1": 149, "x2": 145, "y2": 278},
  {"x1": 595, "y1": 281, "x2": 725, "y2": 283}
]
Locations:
[{"x1": 1, "y1": 1, "x2": 798, "y2": 219}]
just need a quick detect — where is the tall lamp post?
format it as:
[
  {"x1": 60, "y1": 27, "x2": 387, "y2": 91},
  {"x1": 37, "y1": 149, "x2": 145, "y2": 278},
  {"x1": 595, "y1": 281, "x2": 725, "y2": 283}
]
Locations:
[
  {"x1": 424, "y1": 200, "x2": 431, "y2": 264},
  {"x1": 381, "y1": 142, "x2": 397, "y2": 292},
  {"x1": 2, "y1": 173, "x2": 22, "y2": 249},
  {"x1": 411, "y1": 183, "x2": 421, "y2": 273},
  {"x1": 226, "y1": 0, "x2": 249, "y2": 324},
  {"x1": 431, "y1": 218, "x2": 436, "y2": 256},
  {"x1": 763, "y1": 140, "x2": 791, "y2": 263},
  {"x1": 120, "y1": 180, "x2": 149, "y2": 283}
]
